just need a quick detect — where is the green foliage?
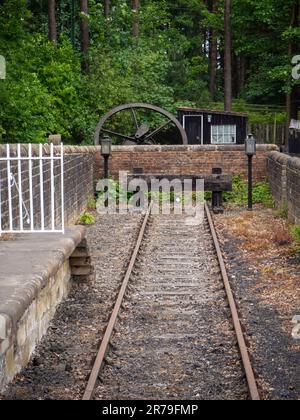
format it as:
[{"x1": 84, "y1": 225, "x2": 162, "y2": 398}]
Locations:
[
  {"x1": 97, "y1": 179, "x2": 134, "y2": 204},
  {"x1": 87, "y1": 196, "x2": 97, "y2": 210},
  {"x1": 275, "y1": 204, "x2": 289, "y2": 219},
  {"x1": 79, "y1": 211, "x2": 95, "y2": 225},
  {"x1": 290, "y1": 225, "x2": 300, "y2": 251},
  {"x1": 0, "y1": 0, "x2": 299, "y2": 143},
  {"x1": 252, "y1": 181, "x2": 275, "y2": 208},
  {"x1": 223, "y1": 176, "x2": 274, "y2": 208},
  {"x1": 0, "y1": 17, "x2": 95, "y2": 143},
  {"x1": 232, "y1": 0, "x2": 300, "y2": 105}
]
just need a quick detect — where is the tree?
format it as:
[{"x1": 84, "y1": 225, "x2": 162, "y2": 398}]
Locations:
[
  {"x1": 48, "y1": 0, "x2": 57, "y2": 43},
  {"x1": 2, "y1": 0, "x2": 300, "y2": 145},
  {"x1": 209, "y1": 0, "x2": 218, "y2": 100},
  {"x1": 80, "y1": 0, "x2": 89, "y2": 72},
  {"x1": 104, "y1": 0, "x2": 110, "y2": 18},
  {"x1": 132, "y1": 0, "x2": 140, "y2": 38},
  {"x1": 224, "y1": 0, "x2": 232, "y2": 111}
]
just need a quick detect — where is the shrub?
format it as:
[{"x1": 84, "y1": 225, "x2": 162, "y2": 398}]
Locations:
[
  {"x1": 223, "y1": 176, "x2": 274, "y2": 208},
  {"x1": 79, "y1": 212, "x2": 95, "y2": 225}
]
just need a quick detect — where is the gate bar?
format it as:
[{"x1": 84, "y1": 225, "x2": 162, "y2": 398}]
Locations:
[{"x1": 6, "y1": 145, "x2": 13, "y2": 231}]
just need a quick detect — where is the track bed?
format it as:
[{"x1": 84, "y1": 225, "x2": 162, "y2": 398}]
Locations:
[{"x1": 95, "y1": 214, "x2": 248, "y2": 400}]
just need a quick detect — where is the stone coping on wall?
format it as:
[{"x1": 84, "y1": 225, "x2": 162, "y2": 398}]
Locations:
[
  {"x1": 0, "y1": 226, "x2": 86, "y2": 338},
  {"x1": 268, "y1": 151, "x2": 300, "y2": 171},
  {"x1": 268, "y1": 151, "x2": 290, "y2": 165},
  {"x1": 0, "y1": 143, "x2": 278, "y2": 156},
  {"x1": 107, "y1": 144, "x2": 278, "y2": 153},
  {"x1": 287, "y1": 155, "x2": 300, "y2": 171}
]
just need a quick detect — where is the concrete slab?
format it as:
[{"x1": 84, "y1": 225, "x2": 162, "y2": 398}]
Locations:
[{"x1": 0, "y1": 227, "x2": 86, "y2": 333}]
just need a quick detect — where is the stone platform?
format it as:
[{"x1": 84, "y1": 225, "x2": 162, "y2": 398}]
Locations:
[{"x1": 0, "y1": 227, "x2": 92, "y2": 391}]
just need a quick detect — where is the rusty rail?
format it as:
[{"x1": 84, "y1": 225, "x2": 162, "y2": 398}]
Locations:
[
  {"x1": 204, "y1": 202, "x2": 260, "y2": 401},
  {"x1": 82, "y1": 204, "x2": 152, "y2": 401},
  {"x1": 83, "y1": 202, "x2": 259, "y2": 400}
]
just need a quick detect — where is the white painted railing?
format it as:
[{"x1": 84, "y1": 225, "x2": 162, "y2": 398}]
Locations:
[{"x1": 0, "y1": 143, "x2": 64, "y2": 234}]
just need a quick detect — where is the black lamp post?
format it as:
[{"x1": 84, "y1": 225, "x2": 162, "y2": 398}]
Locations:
[
  {"x1": 245, "y1": 134, "x2": 256, "y2": 211},
  {"x1": 101, "y1": 135, "x2": 112, "y2": 180},
  {"x1": 101, "y1": 135, "x2": 112, "y2": 208}
]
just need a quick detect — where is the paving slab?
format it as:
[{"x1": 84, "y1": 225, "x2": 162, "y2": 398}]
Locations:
[{"x1": 0, "y1": 227, "x2": 86, "y2": 333}]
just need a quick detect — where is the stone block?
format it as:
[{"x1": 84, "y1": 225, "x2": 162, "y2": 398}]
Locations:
[{"x1": 0, "y1": 314, "x2": 11, "y2": 340}]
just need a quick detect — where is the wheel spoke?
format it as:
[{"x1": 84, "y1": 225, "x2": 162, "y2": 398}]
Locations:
[
  {"x1": 131, "y1": 108, "x2": 139, "y2": 130},
  {"x1": 101, "y1": 129, "x2": 136, "y2": 142},
  {"x1": 145, "y1": 120, "x2": 172, "y2": 140}
]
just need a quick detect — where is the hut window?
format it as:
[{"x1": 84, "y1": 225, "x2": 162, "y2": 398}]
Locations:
[{"x1": 211, "y1": 125, "x2": 237, "y2": 144}]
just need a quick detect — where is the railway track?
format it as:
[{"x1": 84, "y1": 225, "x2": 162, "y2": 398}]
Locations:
[{"x1": 83, "y1": 203, "x2": 260, "y2": 401}]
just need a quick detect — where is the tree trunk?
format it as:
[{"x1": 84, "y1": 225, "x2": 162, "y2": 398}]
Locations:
[
  {"x1": 286, "y1": 0, "x2": 300, "y2": 147},
  {"x1": 132, "y1": 0, "x2": 140, "y2": 38},
  {"x1": 48, "y1": 0, "x2": 57, "y2": 43},
  {"x1": 236, "y1": 54, "x2": 246, "y2": 97},
  {"x1": 224, "y1": 0, "x2": 232, "y2": 111},
  {"x1": 209, "y1": 0, "x2": 218, "y2": 100},
  {"x1": 80, "y1": 0, "x2": 89, "y2": 72},
  {"x1": 104, "y1": 0, "x2": 110, "y2": 18}
]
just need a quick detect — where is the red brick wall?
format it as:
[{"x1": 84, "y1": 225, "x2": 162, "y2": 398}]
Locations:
[
  {"x1": 267, "y1": 151, "x2": 300, "y2": 224},
  {"x1": 267, "y1": 152, "x2": 288, "y2": 208},
  {"x1": 0, "y1": 144, "x2": 278, "y2": 231},
  {"x1": 94, "y1": 144, "x2": 278, "y2": 183}
]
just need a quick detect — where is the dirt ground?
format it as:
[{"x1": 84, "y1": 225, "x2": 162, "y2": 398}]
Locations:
[{"x1": 214, "y1": 205, "x2": 300, "y2": 400}]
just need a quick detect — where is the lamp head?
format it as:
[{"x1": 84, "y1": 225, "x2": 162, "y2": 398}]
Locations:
[
  {"x1": 101, "y1": 135, "x2": 112, "y2": 157},
  {"x1": 245, "y1": 134, "x2": 256, "y2": 157}
]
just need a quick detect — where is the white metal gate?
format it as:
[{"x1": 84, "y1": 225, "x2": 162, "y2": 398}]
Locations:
[{"x1": 0, "y1": 143, "x2": 64, "y2": 234}]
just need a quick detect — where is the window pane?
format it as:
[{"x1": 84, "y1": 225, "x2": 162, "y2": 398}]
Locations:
[{"x1": 211, "y1": 125, "x2": 236, "y2": 144}]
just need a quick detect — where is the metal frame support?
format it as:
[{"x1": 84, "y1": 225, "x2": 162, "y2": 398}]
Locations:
[{"x1": 211, "y1": 167, "x2": 224, "y2": 214}]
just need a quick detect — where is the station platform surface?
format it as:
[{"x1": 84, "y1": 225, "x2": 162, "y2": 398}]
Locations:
[{"x1": 0, "y1": 227, "x2": 86, "y2": 329}]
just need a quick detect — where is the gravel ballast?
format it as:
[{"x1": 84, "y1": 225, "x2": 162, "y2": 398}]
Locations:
[{"x1": 1, "y1": 213, "x2": 143, "y2": 400}]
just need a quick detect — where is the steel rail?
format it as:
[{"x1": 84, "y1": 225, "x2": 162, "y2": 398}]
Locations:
[
  {"x1": 82, "y1": 203, "x2": 152, "y2": 401},
  {"x1": 204, "y1": 202, "x2": 260, "y2": 401}
]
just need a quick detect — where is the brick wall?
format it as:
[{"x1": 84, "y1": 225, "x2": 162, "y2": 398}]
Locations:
[
  {"x1": 94, "y1": 144, "x2": 278, "y2": 183},
  {"x1": 267, "y1": 152, "x2": 288, "y2": 208},
  {"x1": 267, "y1": 151, "x2": 300, "y2": 224},
  {"x1": 286, "y1": 158, "x2": 300, "y2": 225},
  {"x1": 0, "y1": 145, "x2": 95, "y2": 230},
  {"x1": 0, "y1": 143, "x2": 278, "y2": 231}
]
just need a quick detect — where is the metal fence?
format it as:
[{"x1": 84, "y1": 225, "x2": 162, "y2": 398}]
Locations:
[{"x1": 0, "y1": 143, "x2": 64, "y2": 234}]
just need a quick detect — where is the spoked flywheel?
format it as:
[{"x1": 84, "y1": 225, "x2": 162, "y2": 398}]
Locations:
[{"x1": 94, "y1": 103, "x2": 188, "y2": 145}]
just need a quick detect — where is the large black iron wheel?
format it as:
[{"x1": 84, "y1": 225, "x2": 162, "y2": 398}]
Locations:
[{"x1": 94, "y1": 103, "x2": 188, "y2": 146}]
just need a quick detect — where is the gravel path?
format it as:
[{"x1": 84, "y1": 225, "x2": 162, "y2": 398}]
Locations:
[
  {"x1": 95, "y1": 214, "x2": 248, "y2": 400},
  {"x1": 1, "y1": 213, "x2": 142, "y2": 400}
]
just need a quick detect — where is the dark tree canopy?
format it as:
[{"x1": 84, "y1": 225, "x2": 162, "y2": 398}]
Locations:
[{"x1": 0, "y1": 0, "x2": 299, "y2": 144}]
